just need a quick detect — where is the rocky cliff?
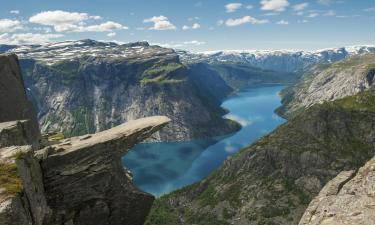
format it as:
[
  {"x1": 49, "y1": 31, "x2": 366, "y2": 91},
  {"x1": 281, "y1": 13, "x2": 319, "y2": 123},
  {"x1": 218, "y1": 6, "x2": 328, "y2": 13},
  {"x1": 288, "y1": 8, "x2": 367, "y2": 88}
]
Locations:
[
  {"x1": 299, "y1": 155, "x2": 375, "y2": 225},
  {"x1": 277, "y1": 53, "x2": 375, "y2": 118},
  {"x1": 145, "y1": 89, "x2": 375, "y2": 225},
  {"x1": 1, "y1": 40, "x2": 240, "y2": 141},
  {"x1": 0, "y1": 54, "x2": 40, "y2": 148},
  {"x1": 0, "y1": 54, "x2": 171, "y2": 225}
]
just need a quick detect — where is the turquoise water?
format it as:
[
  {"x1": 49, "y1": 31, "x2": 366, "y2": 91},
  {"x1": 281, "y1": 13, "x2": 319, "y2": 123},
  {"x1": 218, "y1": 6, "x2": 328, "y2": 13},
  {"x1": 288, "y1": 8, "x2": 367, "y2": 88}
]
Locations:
[{"x1": 122, "y1": 85, "x2": 286, "y2": 196}]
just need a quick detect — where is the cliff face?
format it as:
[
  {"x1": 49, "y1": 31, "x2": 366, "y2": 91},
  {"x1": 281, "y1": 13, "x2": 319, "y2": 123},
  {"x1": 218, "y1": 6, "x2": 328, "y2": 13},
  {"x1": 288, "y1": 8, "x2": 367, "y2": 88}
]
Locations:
[
  {"x1": 299, "y1": 158, "x2": 375, "y2": 225},
  {"x1": 0, "y1": 54, "x2": 171, "y2": 225},
  {"x1": 10, "y1": 40, "x2": 240, "y2": 141},
  {"x1": 277, "y1": 53, "x2": 375, "y2": 118},
  {"x1": 0, "y1": 54, "x2": 40, "y2": 147},
  {"x1": 146, "y1": 89, "x2": 375, "y2": 225}
]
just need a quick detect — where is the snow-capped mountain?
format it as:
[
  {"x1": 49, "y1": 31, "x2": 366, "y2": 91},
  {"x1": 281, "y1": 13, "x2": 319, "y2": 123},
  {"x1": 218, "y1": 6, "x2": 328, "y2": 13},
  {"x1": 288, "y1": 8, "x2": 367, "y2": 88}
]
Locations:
[
  {"x1": 178, "y1": 45, "x2": 375, "y2": 72},
  {"x1": 0, "y1": 39, "x2": 176, "y2": 65}
]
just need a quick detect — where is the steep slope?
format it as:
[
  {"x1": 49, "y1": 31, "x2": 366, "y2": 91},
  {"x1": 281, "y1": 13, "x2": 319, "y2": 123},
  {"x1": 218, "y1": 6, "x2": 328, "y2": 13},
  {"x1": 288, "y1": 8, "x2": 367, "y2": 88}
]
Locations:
[
  {"x1": 145, "y1": 89, "x2": 375, "y2": 225},
  {"x1": 277, "y1": 53, "x2": 375, "y2": 118},
  {"x1": 179, "y1": 45, "x2": 375, "y2": 73},
  {"x1": 4, "y1": 40, "x2": 240, "y2": 141},
  {"x1": 0, "y1": 54, "x2": 40, "y2": 147}
]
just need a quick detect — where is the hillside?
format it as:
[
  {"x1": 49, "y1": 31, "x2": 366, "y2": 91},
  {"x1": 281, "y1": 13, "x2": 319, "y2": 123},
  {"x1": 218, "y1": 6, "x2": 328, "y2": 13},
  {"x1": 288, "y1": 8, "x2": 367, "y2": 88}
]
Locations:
[
  {"x1": 277, "y1": 53, "x2": 375, "y2": 118},
  {"x1": 145, "y1": 88, "x2": 375, "y2": 225}
]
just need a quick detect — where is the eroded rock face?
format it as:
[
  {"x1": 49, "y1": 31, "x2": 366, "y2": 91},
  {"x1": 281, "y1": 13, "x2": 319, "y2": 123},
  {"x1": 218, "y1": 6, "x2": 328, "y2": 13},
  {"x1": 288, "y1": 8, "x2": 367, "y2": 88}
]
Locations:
[
  {"x1": 0, "y1": 120, "x2": 39, "y2": 149},
  {"x1": 0, "y1": 54, "x2": 40, "y2": 146},
  {"x1": 299, "y1": 156, "x2": 375, "y2": 225}
]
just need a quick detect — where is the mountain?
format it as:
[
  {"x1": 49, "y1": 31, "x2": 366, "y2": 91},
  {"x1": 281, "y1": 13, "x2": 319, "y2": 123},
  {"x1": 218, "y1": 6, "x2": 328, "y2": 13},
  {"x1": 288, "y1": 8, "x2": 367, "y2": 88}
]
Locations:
[
  {"x1": 178, "y1": 45, "x2": 375, "y2": 73},
  {"x1": 277, "y1": 53, "x2": 375, "y2": 118},
  {"x1": 1, "y1": 40, "x2": 242, "y2": 141},
  {"x1": 145, "y1": 89, "x2": 375, "y2": 225}
]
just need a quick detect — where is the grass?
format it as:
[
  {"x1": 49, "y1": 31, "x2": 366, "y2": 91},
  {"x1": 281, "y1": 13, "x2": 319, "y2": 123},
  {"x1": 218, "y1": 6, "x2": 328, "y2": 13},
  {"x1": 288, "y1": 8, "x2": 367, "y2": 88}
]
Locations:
[{"x1": 0, "y1": 163, "x2": 23, "y2": 196}]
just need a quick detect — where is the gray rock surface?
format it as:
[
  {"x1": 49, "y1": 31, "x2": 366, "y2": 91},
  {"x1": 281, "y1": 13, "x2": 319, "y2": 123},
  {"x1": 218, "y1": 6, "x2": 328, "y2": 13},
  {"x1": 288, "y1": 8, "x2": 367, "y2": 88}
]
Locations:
[
  {"x1": 299, "y1": 155, "x2": 375, "y2": 225},
  {"x1": 38, "y1": 116, "x2": 170, "y2": 225},
  {"x1": 0, "y1": 120, "x2": 39, "y2": 149},
  {"x1": 0, "y1": 54, "x2": 40, "y2": 145}
]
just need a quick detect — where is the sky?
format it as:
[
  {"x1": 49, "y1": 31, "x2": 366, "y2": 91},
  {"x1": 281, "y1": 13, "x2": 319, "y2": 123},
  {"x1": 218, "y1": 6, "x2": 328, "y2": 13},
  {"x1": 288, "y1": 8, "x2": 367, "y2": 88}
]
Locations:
[{"x1": 0, "y1": 0, "x2": 374, "y2": 51}]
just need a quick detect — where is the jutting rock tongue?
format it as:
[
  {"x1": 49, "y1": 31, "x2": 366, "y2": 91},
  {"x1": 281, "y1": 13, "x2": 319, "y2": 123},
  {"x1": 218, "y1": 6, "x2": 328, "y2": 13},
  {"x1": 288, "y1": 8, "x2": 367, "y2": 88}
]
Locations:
[
  {"x1": 36, "y1": 116, "x2": 171, "y2": 225},
  {"x1": 0, "y1": 54, "x2": 41, "y2": 148}
]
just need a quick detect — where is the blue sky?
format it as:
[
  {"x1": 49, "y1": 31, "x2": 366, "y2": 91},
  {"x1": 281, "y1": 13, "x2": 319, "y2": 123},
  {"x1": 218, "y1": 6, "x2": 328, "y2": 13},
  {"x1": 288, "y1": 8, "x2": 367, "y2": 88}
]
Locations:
[{"x1": 0, "y1": 0, "x2": 374, "y2": 51}]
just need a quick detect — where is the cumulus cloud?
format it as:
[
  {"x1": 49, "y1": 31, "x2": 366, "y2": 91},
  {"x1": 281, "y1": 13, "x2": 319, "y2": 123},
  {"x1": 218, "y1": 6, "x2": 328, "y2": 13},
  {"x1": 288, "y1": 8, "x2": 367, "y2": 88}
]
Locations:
[
  {"x1": 293, "y1": 3, "x2": 308, "y2": 11},
  {"x1": 225, "y1": 16, "x2": 269, "y2": 26},
  {"x1": 154, "y1": 40, "x2": 205, "y2": 48},
  {"x1": 0, "y1": 33, "x2": 63, "y2": 45},
  {"x1": 29, "y1": 10, "x2": 126, "y2": 33},
  {"x1": 261, "y1": 0, "x2": 290, "y2": 12},
  {"x1": 107, "y1": 32, "x2": 116, "y2": 37},
  {"x1": 276, "y1": 20, "x2": 289, "y2": 25},
  {"x1": 182, "y1": 23, "x2": 201, "y2": 30},
  {"x1": 225, "y1": 3, "x2": 243, "y2": 13},
  {"x1": 143, "y1": 16, "x2": 176, "y2": 30},
  {"x1": 10, "y1": 10, "x2": 20, "y2": 14},
  {"x1": 0, "y1": 19, "x2": 23, "y2": 33},
  {"x1": 54, "y1": 21, "x2": 126, "y2": 32},
  {"x1": 307, "y1": 12, "x2": 319, "y2": 18}
]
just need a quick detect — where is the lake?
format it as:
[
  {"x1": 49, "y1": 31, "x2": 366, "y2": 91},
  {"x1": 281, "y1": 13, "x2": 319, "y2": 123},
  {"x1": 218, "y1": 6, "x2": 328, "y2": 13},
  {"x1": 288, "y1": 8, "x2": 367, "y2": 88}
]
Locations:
[{"x1": 122, "y1": 85, "x2": 286, "y2": 196}]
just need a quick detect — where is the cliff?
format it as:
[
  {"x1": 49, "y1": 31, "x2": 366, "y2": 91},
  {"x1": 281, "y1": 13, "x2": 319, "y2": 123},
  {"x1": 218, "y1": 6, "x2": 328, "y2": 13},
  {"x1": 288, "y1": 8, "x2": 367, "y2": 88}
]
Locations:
[
  {"x1": 277, "y1": 53, "x2": 375, "y2": 118},
  {"x1": 299, "y1": 155, "x2": 375, "y2": 225},
  {"x1": 0, "y1": 54, "x2": 40, "y2": 148},
  {"x1": 146, "y1": 89, "x2": 375, "y2": 225},
  {"x1": 0, "y1": 54, "x2": 171, "y2": 225}
]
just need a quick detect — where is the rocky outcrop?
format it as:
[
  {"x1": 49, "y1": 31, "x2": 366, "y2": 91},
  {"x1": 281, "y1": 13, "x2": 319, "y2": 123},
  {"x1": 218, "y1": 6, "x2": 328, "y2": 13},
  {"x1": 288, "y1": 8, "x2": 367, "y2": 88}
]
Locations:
[
  {"x1": 146, "y1": 89, "x2": 375, "y2": 225},
  {"x1": 0, "y1": 54, "x2": 40, "y2": 147},
  {"x1": 277, "y1": 53, "x2": 375, "y2": 118},
  {"x1": 37, "y1": 116, "x2": 170, "y2": 225},
  {"x1": 0, "y1": 54, "x2": 172, "y2": 225},
  {"x1": 0, "y1": 116, "x2": 171, "y2": 225},
  {"x1": 299, "y1": 155, "x2": 375, "y2": 225}
]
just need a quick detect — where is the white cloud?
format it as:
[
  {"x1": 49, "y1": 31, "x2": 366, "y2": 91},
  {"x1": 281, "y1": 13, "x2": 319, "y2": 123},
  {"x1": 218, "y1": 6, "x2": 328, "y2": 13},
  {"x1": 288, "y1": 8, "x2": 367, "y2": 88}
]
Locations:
[
  {"x1": 10, "y1": 10, "x2": 20, "y2": 14},
  {"x1": 0, "y1": 33, "x2": 63, "y2": 45},
  {"x1": 107, "y1": 32, "x2": 116, "y2": 37},
  {"x1": 293, "y1": 3, "x2": 308, "y2": 11},
  {"x1": 364, "y1": 7, "x2": 375, "y2": 12},
  {"x1": 29, "y1": 10, "x2": 90, "y2": 26},
  {"x1": 29, "y1": 10, "x2": 125, "y2": 33},
  {"x1": 276, "y1": 20, "x2": 289, "y2": 25},
  {"x1": 0, "y1": 19, "x2": 23, "y2": 33},
  {"x1": 261, "y1": 0, "x2": 290, "y2": 12},
  {"x1": 246, "y1": 5, "x2": 254, "y2": 9},
  {"x1": 183, "y1": 40, "x2": 205, "y2": 45},
  {"x1": 182, "y1": 23, "x2": 201, "y2": 30},
  {"x1": 54, "y1": 21, "x2": 127, "y2": 32},
  {"x1": 307, "y1": 12, "x2": 319, "y2": 18},
  {"x1": 324, "y1": 10, "x2": 336, "y2": 16},
  {"x1": 217, "y1": 20, "x2": 225, "y2": 26},
  {"x1": 225, "y1": 16, "x2": 269, "y2": 26},
  {"x1": 225, "y1": 3, "x2": 243, "y2": 13},
  {"x1": 144, "y1": 16, "x2": 176, "y2": 30},
  {"x1": 154, "y1": 40, "x2": 206, "y2": 48}
]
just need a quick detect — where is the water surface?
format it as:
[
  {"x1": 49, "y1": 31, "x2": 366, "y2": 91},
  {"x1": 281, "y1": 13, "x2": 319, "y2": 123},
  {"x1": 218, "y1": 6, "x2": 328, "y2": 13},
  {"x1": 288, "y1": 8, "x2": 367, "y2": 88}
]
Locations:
[{"x1": 123, "y1": 85, "x2": 285, "y2": 196}]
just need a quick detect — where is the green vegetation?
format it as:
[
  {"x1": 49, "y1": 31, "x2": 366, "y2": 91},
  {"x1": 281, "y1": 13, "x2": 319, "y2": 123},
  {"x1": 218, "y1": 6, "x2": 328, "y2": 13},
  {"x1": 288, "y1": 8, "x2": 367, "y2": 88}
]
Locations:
[
  {"x1": 0, "y1": 163, "x2": 23, "y2": 196},
  {"x1": 65, "y1": 107, "x2": 95, "y2": 137},
  {"x1": 144, "y1": 198, "x2": 179, "y2": 225},
  {"x1": 141, "y1": 62, "x2": 186, "y2": 84}
]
